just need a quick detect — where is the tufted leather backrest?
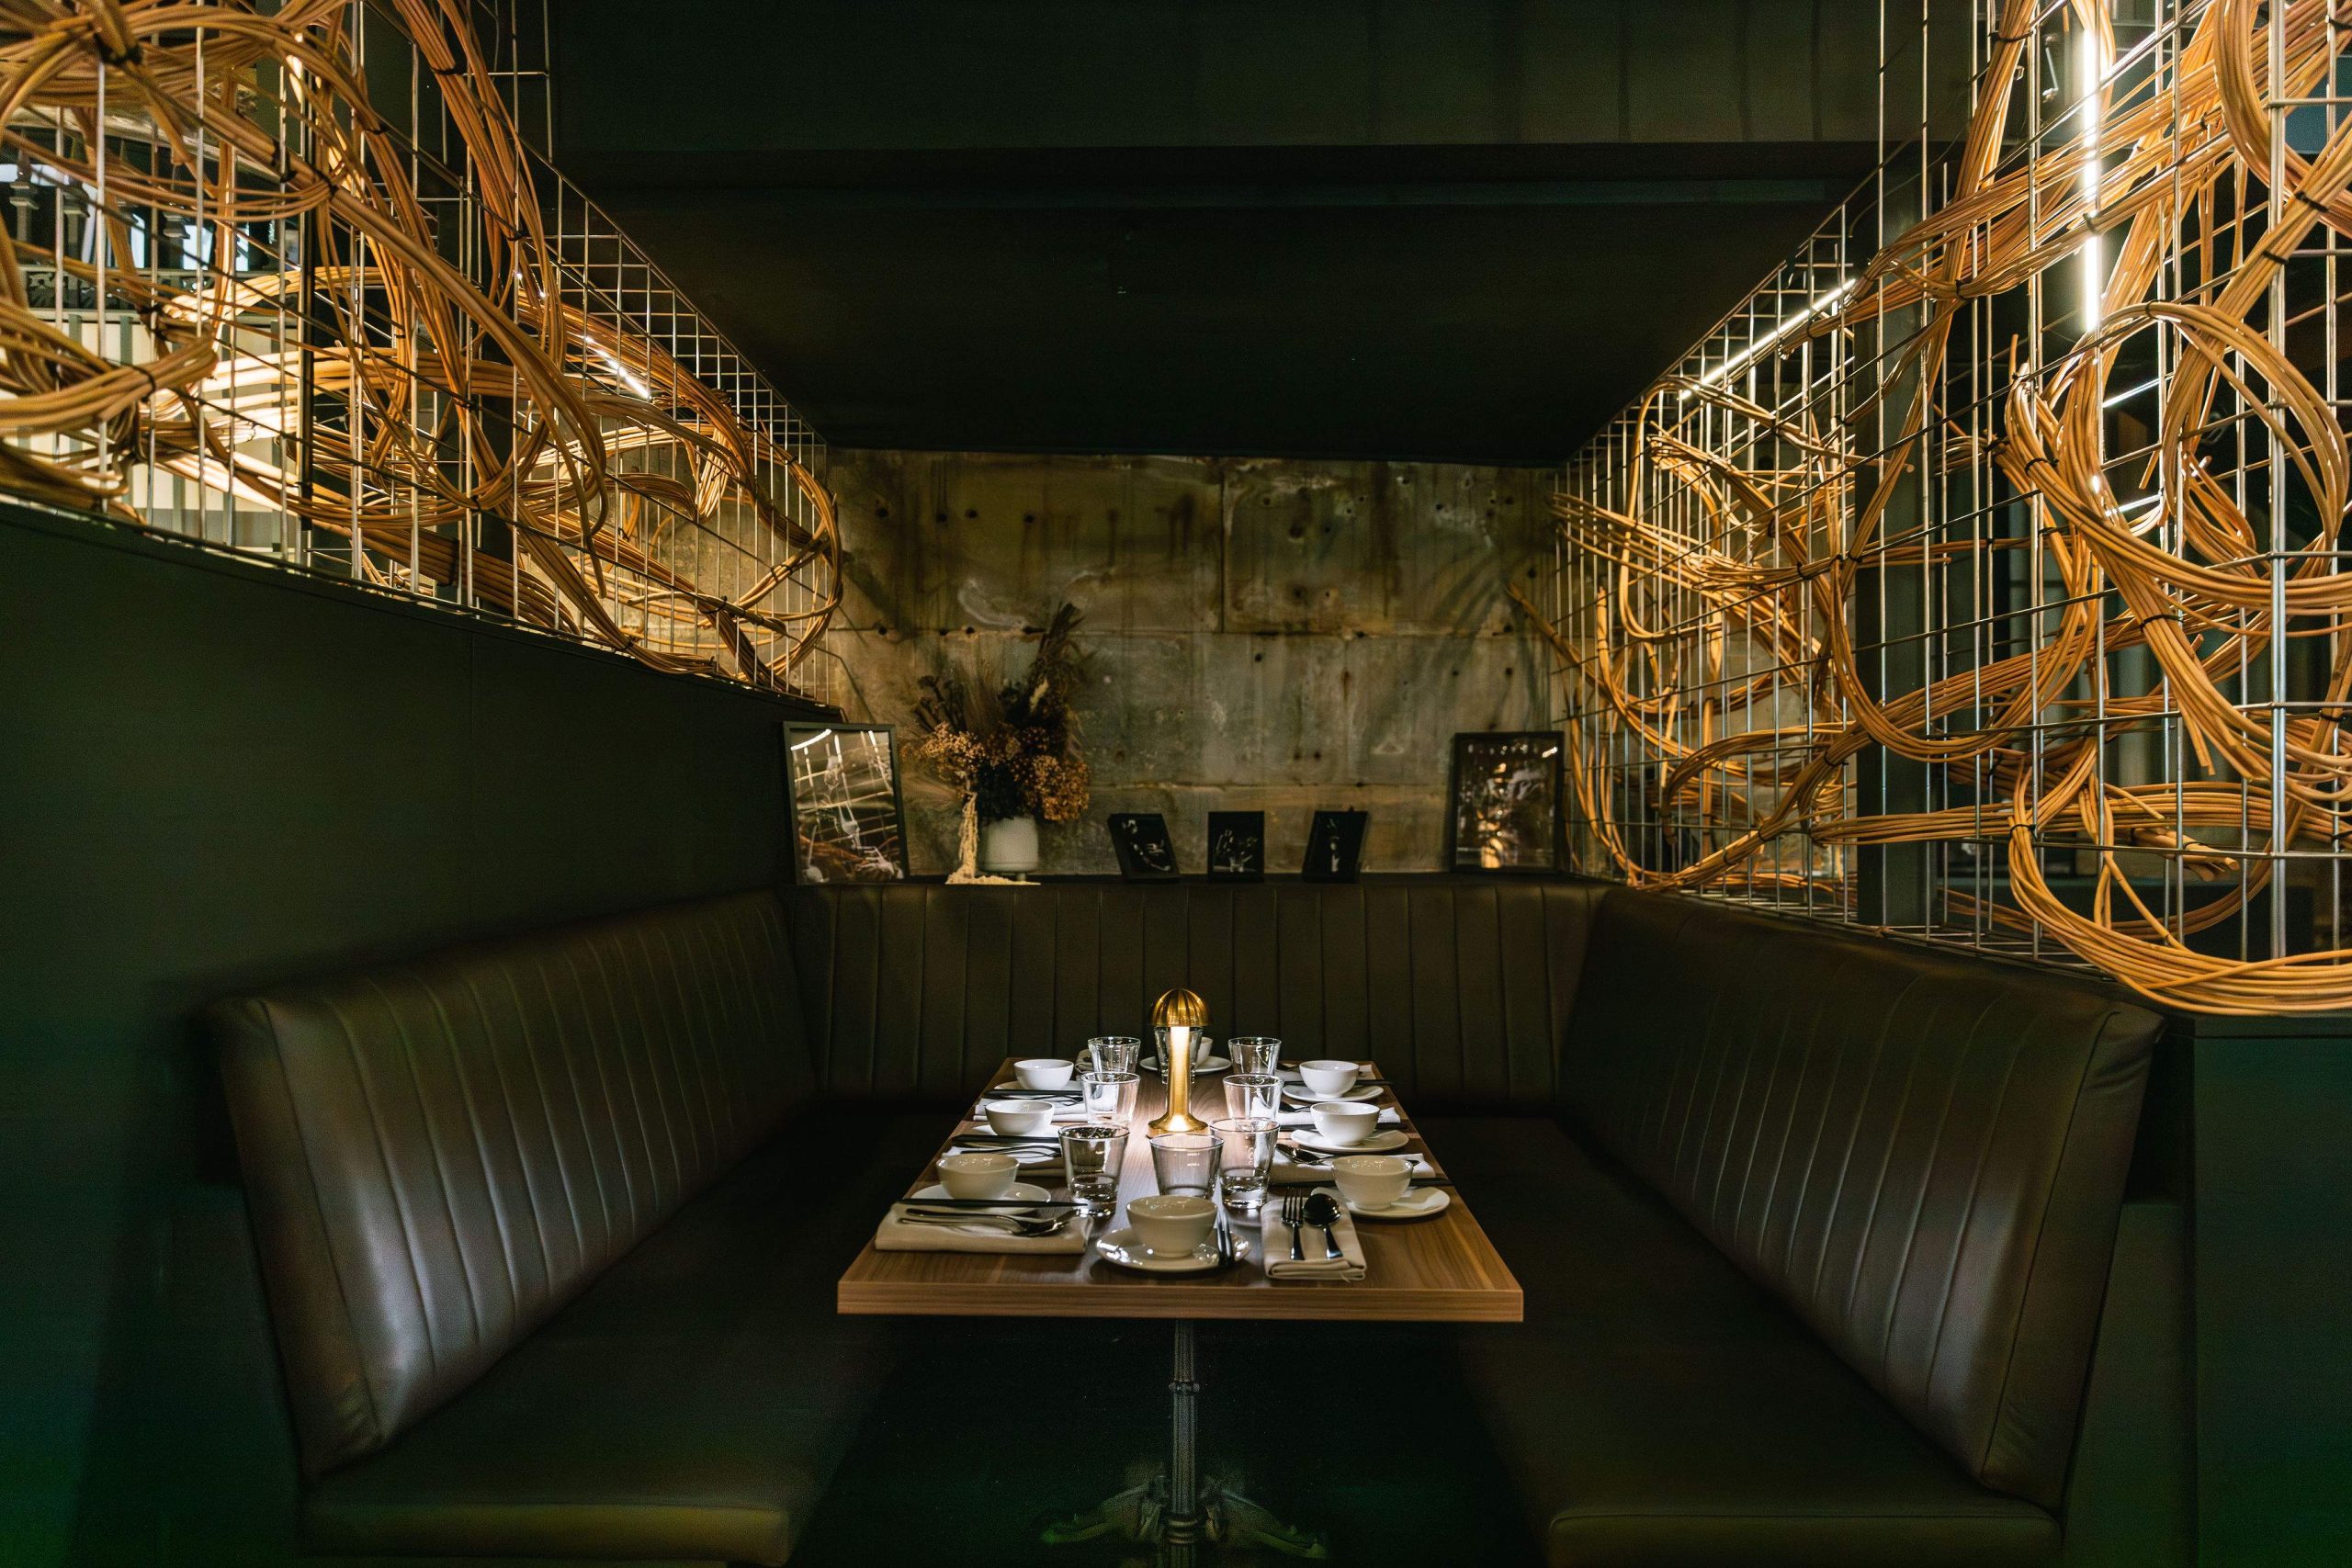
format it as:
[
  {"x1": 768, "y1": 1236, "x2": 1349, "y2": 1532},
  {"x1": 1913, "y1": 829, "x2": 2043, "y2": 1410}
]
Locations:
[
  {"x1": 213, "y1": 889, "x2": 813, "y2": 1476},
  {"x1": 786, "y1": 877, "x2": 1607, "y2": 1112},
  {"x1": 1563, "y1": 888, "x2": 2159, "y2": 1510}
]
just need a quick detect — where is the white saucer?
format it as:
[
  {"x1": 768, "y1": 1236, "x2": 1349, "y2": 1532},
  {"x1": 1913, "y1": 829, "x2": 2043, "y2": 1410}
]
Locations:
[
  {"x1": 1340, "y1": 1186, "x2": 1451, "y2": 1221},
  {"x1": 1288, "y1": 1128, "x2": 1409, "y2": 1156},
  {"x1": 910, "y1": 1181, "x2": 1052, "y2": 1203},
  {"x1": 1282, "y1": 1083, "x2": 1380, "y2": 1104},
  {"x1": 944, "y1": 1141, "x2": 1062, "y2": 1168},
  {"x1": 1144, "y1": 1054, "x2": 1232, "y2": 1074},
  {"x1": 1094, "y1": 1225, "x2": 1246, "y2": 1273}
]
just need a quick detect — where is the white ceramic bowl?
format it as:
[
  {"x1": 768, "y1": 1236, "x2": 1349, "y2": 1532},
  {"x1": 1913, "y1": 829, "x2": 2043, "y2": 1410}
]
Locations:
[
  {"x1": 1311, "y1": 1100, "x2": 1381, "y2": 1145},
  {"x1": 1331, "y1": 1153, "x2": 1412, "y2": 1210},
  {"x1": 937, "y1": 1150, "x2": 1020, "y2": 1200},
  {"x1": 1014, "y1": 1056, "x2": 1076, "y2": 1089},
  {"x1": 983, "y1": 1099, "x2": 1057, "y2": 1136},
  {"x1": 1298, "y1": 1058, "x2": 1361, "y2": 1097},
  {"x1": 1127, "y1": 1193, "x2": 1216, "y2": 1257}
]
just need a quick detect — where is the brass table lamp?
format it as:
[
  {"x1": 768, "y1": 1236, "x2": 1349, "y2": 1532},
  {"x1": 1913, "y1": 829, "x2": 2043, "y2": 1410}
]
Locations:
[{"x1": 1146, "y1": 986, "x2": 1209, "y2": 1134}]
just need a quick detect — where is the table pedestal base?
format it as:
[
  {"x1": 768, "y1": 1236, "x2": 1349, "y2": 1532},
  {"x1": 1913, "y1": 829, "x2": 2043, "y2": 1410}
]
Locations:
[{"x1": 1044, "y1": 1321, "x2": 1327, "y2": 1562}]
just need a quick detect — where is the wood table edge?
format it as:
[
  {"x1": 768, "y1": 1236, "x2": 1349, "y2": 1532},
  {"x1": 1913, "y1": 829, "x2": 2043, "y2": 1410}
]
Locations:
[{"x1": 837, "y1": 1278, "x2": 1523, "y2": 1323}]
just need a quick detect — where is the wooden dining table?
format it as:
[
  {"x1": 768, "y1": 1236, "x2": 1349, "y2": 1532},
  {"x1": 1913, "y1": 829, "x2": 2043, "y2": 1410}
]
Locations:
[{"x1": 836, "y1": 1056, "x2": 1522, "y2": 1560}]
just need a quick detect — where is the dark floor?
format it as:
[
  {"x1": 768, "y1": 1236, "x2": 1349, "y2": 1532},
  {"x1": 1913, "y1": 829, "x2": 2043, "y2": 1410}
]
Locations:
[{"x1": 793, "y1": 1317, "x2": 1542, "y2": 1567}]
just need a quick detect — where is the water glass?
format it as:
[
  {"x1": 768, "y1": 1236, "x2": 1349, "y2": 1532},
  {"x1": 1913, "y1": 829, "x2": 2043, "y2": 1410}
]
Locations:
[
  {"x1": 1086, "y1": 1036, "x2": 1141, "y2": 1075},
  {"x1": 1148, "y1": 1131, "x2": 1221, "y2": 1197},
  {"x1": 1211, "y1": 1117, "x2": 1276, "y2": 1213},
  {"x1": 1228, "y1": 1036, "x2": 1283, "y2": 1076},
  {"x1": 1061, "y1": 1125, "x2": 1129, "y2": 1218},
  {"x1": 1223, "y1": 1073, "x2": 1282, "y2": 1121},
  {"x1": 1081, "y1": 1069, "x2": 1140, "y2": 1126}
]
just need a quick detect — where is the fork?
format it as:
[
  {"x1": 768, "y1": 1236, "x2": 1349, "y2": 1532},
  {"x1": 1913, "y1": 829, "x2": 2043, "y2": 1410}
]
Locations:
[{"x1": 1281, "y1": 1190, "x2": 1306, "y2": 1262}]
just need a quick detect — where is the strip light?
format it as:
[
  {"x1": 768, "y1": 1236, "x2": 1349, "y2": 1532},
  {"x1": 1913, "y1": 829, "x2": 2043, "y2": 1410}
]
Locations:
[
  {"x1": 2081, "y1": 22, "x2": 2107, "y2": 331},
  {"x1": 1678, "y1": 278, "x2": 1856, "y2": 400}
]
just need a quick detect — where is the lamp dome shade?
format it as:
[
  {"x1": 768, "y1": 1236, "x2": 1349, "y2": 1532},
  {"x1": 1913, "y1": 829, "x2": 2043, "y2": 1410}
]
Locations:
[{"x1": 1151, "y1": 987, "x2": 1207, "y2": 1029}]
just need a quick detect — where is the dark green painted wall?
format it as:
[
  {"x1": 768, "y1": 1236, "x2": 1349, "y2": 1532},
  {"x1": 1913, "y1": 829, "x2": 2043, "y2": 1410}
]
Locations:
[
  {"x1": 2188, "y1": 1020, "x2": 2352, "y2": 1565},
  {"x1": 0, "y1": 502, "x2": 821, "y2": 1565},
  {"x1": 552, "y1": 0, "x2": 1959, "y2": 155},
  {"x1": 544, "y1": 2, "x2": 1968, "y2": 462}
]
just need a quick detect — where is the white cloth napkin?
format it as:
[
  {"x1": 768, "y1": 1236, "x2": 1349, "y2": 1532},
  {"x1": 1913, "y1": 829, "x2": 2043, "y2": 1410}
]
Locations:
[
  {"x1": 1272, "y1": 1149, "x2": 1437, "y2": 1184},
  {"x1": 1274, "y1": 1107, "x2": 1402, "y2": 1128},
  {"x1": 873, "y1": 1203, "x2": 1089, "y2": 1254},
  {"x1": 1260, "y1": 1188, "x2": 1366, "y2": 1281}
]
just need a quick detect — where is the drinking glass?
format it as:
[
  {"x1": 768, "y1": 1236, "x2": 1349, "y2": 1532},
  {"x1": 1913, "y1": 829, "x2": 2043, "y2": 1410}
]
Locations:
[
  {"x1": 1148, "y1": 1131, "x2": 1221, "y2": 1197},
  {"x1": 1087, "y1": 1036, "x2": 1141, "y2": 1076},
  {"x1": 1081, "y1": 1069, "x2": 1140, "y2": 1126},
  {"x1": 1211, "y1": 1117, "x2": 1275, "y2": 1213},
  {"x1": 1223, "y1": 1073, "x2": 1282, "y2": 1121},
  {"x1": 1061, "y1": 1125, "x2": 1129, "y2": 1218},
  {"x1": 1228, "y1": 1035, "x2": 1283, "y2": 1076}
]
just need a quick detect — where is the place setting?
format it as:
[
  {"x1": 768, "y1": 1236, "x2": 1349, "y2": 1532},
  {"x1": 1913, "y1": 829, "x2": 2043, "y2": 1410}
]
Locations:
[
  {"x1": 876, "y1": 1146, "x2": 1091, "y2": 1253},
  {"x1": 874, "y1": 1018, "x2": 1426, "y2": 1277},
  {"x1": 940, "y1": 1051, "x2": 1145, "y2": 1168},
  {"x1": 1090, "y1": 1120, "x2": 1257, "y2": 1277}
]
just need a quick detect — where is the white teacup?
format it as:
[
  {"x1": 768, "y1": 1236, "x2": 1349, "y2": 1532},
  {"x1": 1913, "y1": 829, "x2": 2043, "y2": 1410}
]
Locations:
[
  {"x1": 1298, "y1": 1058, "x2": 1361, "y2": 1098},
  {"x1": 1331, "y1": 1154, "x2": 1413, "y2": 1210},
  {"x1": 937, "y1": 1150, "x2": 1019, "y2": 1200},
  {"x1": 984, "y1": 1099, "x2": 1057, "y2": 1136},
  {"x1": 1127, "y1": 1193, "x2": 1216, "y2": 1257},
  {"x1": 1015, "y1": 1056, "x2": 1075, "y2": 1090},
  {"x1": 1310, "y1": 1100, "x2": 1380, "y2": 1145}
]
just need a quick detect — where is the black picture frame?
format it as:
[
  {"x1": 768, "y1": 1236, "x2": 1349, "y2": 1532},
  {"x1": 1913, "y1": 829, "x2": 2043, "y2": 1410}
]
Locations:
[
  {"x1": 1445, "y1": 730, "x2": 1566, "y2": 874},
  {"x1": 781, "y1": 723, "x2": 910, "y2": 884},
  {"x1": 1205, "y1": 811, "x2": 1265, "y2": 881},
  {"x1": 1301, "y1": 809, "x2": 1368, "y2": 882},
  {"x1": 1108, "y1": 812, "x2": 1181, "y2": 880}
]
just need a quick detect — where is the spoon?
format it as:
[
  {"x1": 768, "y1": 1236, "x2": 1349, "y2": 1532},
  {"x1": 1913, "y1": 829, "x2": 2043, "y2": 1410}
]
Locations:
[{"x1": 1302, "y1": 1191, "x2": 1345, "y2": 1261}]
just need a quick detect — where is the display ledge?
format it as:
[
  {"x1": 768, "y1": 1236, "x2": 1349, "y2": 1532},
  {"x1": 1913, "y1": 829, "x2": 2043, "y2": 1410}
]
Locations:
[{"x1": 0, "y1": 494, "x2": 842, "y2": 720}]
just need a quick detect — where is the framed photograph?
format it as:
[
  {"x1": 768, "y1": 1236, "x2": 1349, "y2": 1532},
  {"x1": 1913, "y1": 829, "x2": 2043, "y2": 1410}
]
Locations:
[
  {"x1": 1302, "y1": 809, "x2": 1368, "y2": 882},
  {"x1": 782, "y1": 723, "x2": 909, "y2": 884},
  {"x1": 1108, "y1": 813, "x2": 1181, "y2": 880},
  {"x1": 1206, "y1": 811, "x2": 1265, "y2": 881},
  {"x1": 1446, "y1": 731, "x2": 1566, "y2": 873}
]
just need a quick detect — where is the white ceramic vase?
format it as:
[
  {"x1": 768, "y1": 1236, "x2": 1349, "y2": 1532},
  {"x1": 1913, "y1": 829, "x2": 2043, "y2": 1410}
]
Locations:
[{"x1": 978, "y1": 815, "x2": 1041, "y2": 875}]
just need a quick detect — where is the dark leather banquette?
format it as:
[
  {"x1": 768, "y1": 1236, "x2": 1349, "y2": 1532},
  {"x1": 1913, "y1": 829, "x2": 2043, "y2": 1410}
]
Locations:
[{"x1": 214, "y1": 874, "x2": 2162, "y2": 1565}]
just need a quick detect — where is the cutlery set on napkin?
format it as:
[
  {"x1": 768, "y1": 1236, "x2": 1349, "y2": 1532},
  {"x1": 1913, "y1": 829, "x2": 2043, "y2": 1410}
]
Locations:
[
  {"x1": 877, "y1": 1190, "x2": 1369, "y2": 1283},
  {"x1": 1261, "y1": 1189, "x2": 1367, "y2": 1281},
  {"x1": 873, "y1": 1199, "x2": 1090, "y2": 1254},
  {"x1": 1272, "y1": 1148, "x2": 1440, "y2": 1184}
]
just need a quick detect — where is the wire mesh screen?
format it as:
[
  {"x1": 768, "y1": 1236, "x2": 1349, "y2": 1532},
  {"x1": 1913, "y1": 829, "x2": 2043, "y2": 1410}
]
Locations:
[
  {"x1": 0, "y1": 1, "x2": 839, "y2": 704},
  {"x1": 1532, "y1": 0, "x2": 2352, "y2": 1013}
]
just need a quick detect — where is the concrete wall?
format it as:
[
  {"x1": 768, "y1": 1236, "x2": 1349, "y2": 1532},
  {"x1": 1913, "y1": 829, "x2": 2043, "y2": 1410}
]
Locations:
[{"x1": 829, "y1": 449, "x2": 1555, "y2": 874}]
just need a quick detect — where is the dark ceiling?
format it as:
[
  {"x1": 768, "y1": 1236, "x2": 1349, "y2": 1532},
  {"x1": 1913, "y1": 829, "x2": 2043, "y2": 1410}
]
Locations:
[{"x1": 548, "y1": 3, "x2": 1911, "y2": 465}]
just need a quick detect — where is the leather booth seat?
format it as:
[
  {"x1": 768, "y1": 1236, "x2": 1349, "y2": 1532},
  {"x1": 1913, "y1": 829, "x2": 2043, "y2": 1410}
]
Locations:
[
  {"x1": 214, "y1": 892, "x2": 940, "y2": 1563},
  {"x1": 215, "y1": 875, "x2": 2161, "y2": 1565},
  {"x1": 1435, "y1": 1118, "x2": 2062, "y2": 1566}
]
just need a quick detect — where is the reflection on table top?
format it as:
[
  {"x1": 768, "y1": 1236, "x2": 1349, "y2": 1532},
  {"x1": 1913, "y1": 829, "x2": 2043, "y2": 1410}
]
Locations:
[{"x1": 835, "y1": 1057, "x2": 1522, "y2": 1323}]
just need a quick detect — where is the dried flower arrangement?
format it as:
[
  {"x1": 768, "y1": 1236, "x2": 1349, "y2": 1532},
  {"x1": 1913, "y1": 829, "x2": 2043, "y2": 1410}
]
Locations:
[{"x1": 911, "y1": 604, "x2": 1092, "y2": 827}]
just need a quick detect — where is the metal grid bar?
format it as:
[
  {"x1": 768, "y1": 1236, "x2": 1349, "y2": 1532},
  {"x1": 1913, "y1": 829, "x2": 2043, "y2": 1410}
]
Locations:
[
  {"x1": 0, "y1": 1, "x2": 839, "y2": 706},
  {"x1": 1534, "y1": 0, "x2": 2352, "y2": 1013}
]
